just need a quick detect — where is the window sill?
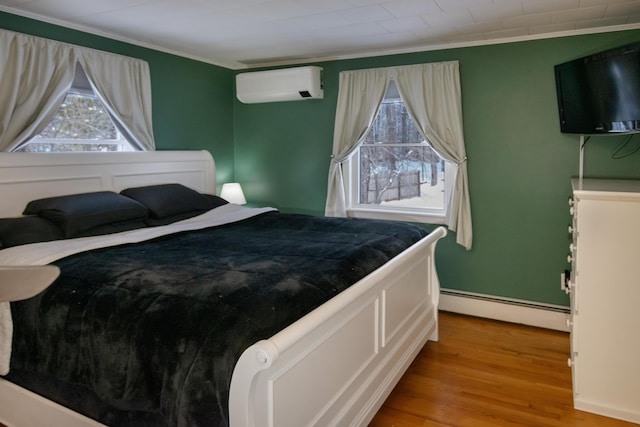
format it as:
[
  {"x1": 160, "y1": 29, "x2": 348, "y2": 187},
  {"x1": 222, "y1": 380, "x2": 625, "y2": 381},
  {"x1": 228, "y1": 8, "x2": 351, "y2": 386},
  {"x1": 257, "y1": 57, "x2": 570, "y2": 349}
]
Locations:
[{"x1": 347, "y1": 207, "x2": 447, "y2": 225}]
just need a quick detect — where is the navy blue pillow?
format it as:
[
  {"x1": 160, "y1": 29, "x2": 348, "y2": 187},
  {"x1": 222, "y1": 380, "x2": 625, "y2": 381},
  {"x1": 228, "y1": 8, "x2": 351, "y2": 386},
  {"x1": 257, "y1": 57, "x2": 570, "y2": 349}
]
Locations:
[
  {"x1": 0, "y1": 216, "x2": 64, "y2": 249},
  {"x1": 204, "y1": 194, "x2": 229, "y2": 209},
  {"x1": 23, "y1": 191, "x2": 148, "y2": 238},
  {"x1": 121, "y1": 184, "x2": 218, "y2": 219}
]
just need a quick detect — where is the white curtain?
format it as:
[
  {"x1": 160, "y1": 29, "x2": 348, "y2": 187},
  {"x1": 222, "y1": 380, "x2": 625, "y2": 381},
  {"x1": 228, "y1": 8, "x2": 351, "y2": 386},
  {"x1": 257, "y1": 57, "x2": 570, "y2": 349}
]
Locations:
[
  {"x1": 0, "y1": 29, "x2": 155, "y2": 152},
  {"x1": 395, "y1": 62, "x2": 472, "y2": 249},
  {"x1": 0, "y1": 31, "x2": 77, "y2": 152},
  {"x1": 325, "y1": 61, "x2": 473, "y2": 249},
  {"x1": 78, "y1": 49, "x2": 155, "y2": 151},
  {"x1": 325, "y1": 68, "x2": 388, "y2": 217}
]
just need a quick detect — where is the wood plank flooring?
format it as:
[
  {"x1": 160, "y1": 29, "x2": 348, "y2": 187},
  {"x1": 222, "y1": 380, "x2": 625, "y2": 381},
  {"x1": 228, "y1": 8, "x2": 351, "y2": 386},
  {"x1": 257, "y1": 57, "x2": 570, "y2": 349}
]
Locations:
[{"x1": 369, "y1": 311, "x2": 636, "y2": 427}]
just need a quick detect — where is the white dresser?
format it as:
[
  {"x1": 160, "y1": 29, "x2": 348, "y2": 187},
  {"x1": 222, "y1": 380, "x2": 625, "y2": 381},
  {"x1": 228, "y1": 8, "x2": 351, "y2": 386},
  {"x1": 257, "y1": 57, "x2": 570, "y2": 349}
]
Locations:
[{"x1": 566, "y1": 178, "x2": 640, "y2": 424}]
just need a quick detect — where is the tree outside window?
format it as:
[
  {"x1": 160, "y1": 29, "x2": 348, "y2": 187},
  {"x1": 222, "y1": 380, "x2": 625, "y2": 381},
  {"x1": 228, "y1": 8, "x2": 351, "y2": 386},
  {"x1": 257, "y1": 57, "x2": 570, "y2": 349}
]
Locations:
[
  {"x1": 14, "y1": 64, "x2": 136, "y2": 153},
  {"x1": 357, "y1": 97, "x2": 445, "y2": 212}
]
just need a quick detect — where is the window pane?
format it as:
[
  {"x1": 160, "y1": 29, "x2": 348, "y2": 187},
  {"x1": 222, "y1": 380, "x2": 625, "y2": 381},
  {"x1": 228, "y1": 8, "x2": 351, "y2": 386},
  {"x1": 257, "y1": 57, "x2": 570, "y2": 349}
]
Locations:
[
  {"x1": 15, "y1": 142, "x2": 121, "y2": 152},
  {"x1": 365, "y1": 101, "x2": 423, "y2": 144},
  {"x1": 15, "y1": 91, "x2": 136, "y2": 153},
  {"x1": 359, "y1": 144, "x2": 444, "y2": 209},
  {"x1": 38, "y1": 93, "x2": 118, "y2": 140},
  {"x1": 357, "y1": 96, "x2": 445, "y2": 211}
]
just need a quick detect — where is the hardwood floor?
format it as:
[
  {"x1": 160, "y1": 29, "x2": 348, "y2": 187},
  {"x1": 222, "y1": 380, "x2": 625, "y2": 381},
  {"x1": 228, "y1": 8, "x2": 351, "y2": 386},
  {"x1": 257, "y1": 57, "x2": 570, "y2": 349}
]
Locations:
[{"x1": 369, "y1": 311, "x2": 636, "y2": 427}]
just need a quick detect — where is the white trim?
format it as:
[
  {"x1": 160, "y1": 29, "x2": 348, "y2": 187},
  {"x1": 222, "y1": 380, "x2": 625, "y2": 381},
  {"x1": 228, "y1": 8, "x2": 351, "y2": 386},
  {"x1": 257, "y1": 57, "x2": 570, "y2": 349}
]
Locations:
[
  {"x1": 347, "y1": 208, "x2": 447, "y2": 225},
  {"x1": 439, "y1": 289, "x2": 570, "y2": 332}
]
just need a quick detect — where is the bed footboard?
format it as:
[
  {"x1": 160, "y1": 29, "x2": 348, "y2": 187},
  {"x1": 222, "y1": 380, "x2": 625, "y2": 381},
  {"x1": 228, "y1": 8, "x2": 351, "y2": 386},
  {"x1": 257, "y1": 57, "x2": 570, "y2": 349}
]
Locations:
[{"x1": 229, "y1": 226, "x2": 447, "y2": 427}]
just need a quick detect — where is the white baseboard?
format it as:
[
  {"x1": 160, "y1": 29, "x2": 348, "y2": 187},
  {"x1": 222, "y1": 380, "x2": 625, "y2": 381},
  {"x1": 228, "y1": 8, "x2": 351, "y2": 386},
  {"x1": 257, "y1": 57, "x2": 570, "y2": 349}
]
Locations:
[{"x1": 439, "y1": 289, "x2": 570, "y2": 332}]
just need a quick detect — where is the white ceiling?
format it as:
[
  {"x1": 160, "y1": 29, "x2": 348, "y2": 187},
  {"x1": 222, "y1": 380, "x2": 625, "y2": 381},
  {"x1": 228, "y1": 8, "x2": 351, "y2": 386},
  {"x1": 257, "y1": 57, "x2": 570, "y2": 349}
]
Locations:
[{"x1": 1, "y1": 0, "x2": 640, "y2": 69}]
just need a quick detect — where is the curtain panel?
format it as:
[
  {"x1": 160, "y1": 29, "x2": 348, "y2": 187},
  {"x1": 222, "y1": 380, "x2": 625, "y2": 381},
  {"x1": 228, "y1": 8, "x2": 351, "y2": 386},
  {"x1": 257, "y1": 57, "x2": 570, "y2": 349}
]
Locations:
[
  {"x1": 325, "y1": 61, "x2": 473, "y2": 249},
  {"x1": 0, "y1": 31, "x2": 77, "y2": 152},
  {"x1": 78, "y1": 50, "x2": 155, "y2": 151},
  {"x1": 325, "y1": 69, "x2": 388, "y2": 217},
  {"x1": 0, "y1": 29, "x2": 155, "y2": 152}
]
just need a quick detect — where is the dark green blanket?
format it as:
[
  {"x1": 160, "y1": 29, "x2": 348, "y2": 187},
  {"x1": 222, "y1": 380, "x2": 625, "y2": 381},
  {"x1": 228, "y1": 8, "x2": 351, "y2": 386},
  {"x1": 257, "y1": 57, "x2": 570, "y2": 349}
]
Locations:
[{"x1": 8, "y1": 212, "x2": 428, "y2": 426}]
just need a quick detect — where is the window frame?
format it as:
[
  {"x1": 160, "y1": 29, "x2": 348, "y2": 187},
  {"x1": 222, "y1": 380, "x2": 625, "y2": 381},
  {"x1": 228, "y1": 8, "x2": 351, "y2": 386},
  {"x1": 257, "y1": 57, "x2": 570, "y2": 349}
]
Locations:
[
  {"x1": 344, "y1": 151, "x2": 452, "y2": 225},
  {"x1": 16, "y1": 88, "x2": 135, "y2": 152},
  {"x1": 18, "y1": 136, "x2": 134, "y2": 153},
  {"x1": 343, "y1": 86, "x2": 454, "y2": 225},
  {"x1": 12, "y1": 63, "x2": 137, "y2": 153}
]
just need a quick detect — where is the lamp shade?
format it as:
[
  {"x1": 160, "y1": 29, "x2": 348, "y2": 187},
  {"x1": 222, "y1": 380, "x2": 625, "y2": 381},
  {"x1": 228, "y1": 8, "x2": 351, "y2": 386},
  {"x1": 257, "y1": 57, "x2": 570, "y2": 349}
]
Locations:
[{"x1": 220, "y1": 183, "x2": 247, "y2": 205}]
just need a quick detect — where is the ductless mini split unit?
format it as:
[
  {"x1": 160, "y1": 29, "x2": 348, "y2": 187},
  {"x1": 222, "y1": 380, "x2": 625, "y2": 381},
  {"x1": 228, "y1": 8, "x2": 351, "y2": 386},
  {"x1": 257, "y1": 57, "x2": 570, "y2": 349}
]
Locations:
[{"x1": 235, "y1": 66, "x2": 323, "y2": 104}]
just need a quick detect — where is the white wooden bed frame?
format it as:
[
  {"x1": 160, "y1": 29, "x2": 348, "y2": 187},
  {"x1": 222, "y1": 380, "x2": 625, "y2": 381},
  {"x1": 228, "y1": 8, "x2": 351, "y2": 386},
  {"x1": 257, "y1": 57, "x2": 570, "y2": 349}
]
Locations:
[{"x1": 0, "y1": 150, "x2": 446, "y2": 427}]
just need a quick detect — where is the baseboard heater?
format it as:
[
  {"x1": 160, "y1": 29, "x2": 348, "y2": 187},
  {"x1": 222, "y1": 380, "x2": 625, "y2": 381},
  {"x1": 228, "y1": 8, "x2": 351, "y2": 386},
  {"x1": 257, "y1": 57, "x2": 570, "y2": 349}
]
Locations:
[{"x1": 439, "y1": 288, "x2": 570, "y2": 331}]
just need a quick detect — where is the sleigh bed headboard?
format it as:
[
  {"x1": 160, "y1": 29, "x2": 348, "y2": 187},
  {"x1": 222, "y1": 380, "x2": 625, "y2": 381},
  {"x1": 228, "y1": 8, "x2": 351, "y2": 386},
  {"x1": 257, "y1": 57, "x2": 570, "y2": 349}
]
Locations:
[{"x1": 0, "y1": 150, "x2": 216, "y2": 218}]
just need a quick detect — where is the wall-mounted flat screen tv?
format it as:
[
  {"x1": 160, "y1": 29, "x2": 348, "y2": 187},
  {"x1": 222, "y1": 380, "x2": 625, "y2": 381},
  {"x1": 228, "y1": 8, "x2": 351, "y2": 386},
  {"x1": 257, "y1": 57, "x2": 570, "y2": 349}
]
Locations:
[{"x1": 554, "y1": 42, "x2": 640, "y2": 134}]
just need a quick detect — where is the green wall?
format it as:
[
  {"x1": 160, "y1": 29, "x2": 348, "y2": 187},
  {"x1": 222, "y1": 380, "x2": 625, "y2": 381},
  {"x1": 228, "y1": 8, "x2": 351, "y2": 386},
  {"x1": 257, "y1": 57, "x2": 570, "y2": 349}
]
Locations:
[
  {"x1": 233, "y1": 30, "x2": 640, "y2": 306},
  {"x1": 4, "y1": 10, "x2": 640, "y2": 307},
  {"x1": 0, "y1": 11, "x2": 236, "y2": 185}
]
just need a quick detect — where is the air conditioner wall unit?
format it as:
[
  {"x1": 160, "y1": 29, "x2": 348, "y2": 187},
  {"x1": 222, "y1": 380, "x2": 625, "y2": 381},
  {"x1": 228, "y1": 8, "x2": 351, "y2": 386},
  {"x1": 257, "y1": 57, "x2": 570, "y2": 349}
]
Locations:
[{"x1": 236, "y1": 66, "x2": 323, "y2": 104}]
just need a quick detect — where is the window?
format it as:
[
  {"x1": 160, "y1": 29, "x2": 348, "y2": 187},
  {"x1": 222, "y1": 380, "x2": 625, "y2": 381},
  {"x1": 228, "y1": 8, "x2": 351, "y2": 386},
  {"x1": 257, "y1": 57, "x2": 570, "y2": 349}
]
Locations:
[
  {"x1": 14, "y1": 65, "x2": 135, "y2": 153},
  {"x1": 345, "y1": 80, "x2": 450, "y2": 224},
  {"x1": 328, "y1": 63, "x2": 471, "y2": 248}
]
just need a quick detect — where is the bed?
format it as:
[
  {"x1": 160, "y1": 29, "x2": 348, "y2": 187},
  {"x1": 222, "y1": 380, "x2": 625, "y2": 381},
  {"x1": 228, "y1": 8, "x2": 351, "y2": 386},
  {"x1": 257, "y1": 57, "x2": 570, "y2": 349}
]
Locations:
[{"x1": 0, "y1": 150, "x2": 446, "y2": 427}]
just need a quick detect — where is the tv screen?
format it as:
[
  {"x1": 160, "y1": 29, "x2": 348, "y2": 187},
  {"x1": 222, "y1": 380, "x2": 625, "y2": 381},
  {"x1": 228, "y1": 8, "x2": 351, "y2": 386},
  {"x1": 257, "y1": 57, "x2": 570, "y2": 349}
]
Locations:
[{"x1": 554, "y1": 42, "x2": 640, "y2": 134}]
